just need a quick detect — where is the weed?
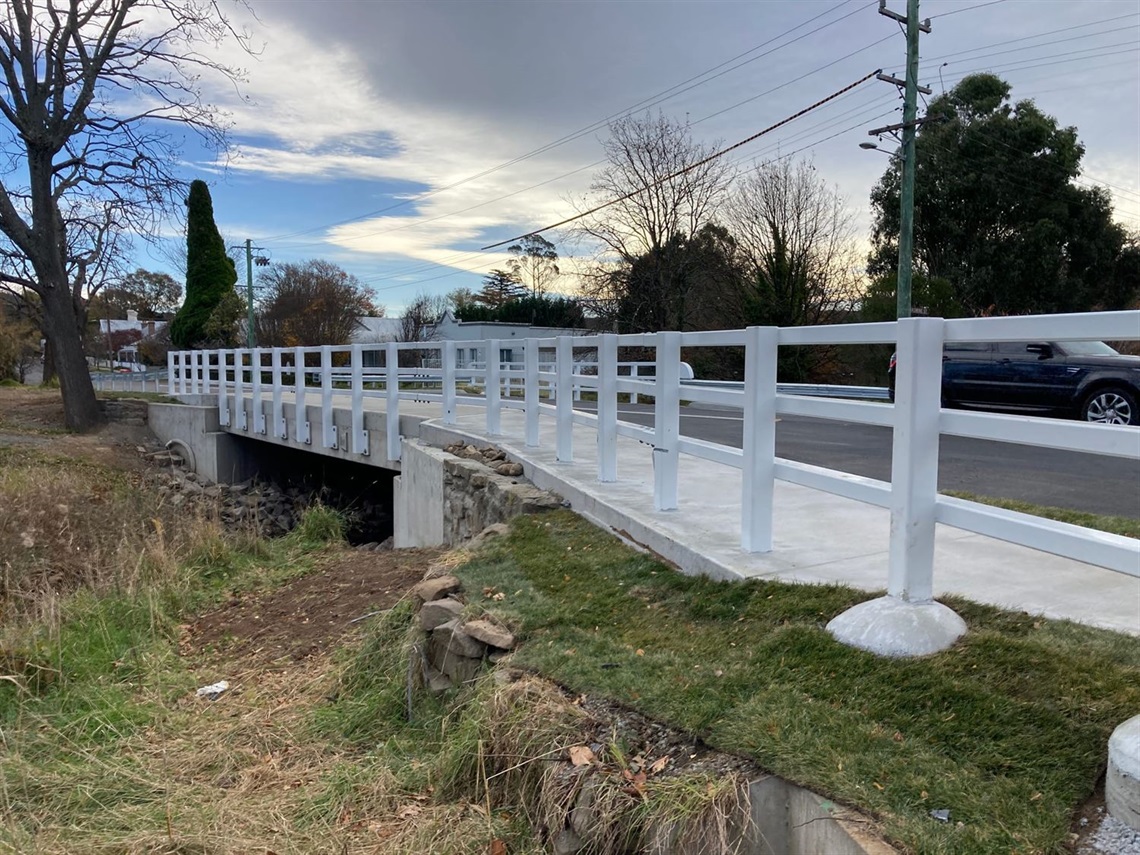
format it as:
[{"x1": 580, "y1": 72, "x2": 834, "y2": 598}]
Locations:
[{"x1": 289, "y1": 502, "x2": 346, "y2": 546}]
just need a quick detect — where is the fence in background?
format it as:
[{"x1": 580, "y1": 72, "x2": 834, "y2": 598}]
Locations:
[{"x1": 168, "y1": 312, "x2": 1140, "y2": 603}]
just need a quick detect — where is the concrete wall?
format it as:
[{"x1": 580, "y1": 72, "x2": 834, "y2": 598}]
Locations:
[
  {"x1": 394, "y1": 440, "x2": 445, "y2": 548},
  {"x1": 148, "y1": 402, "x2": 256, "y2": 484}
]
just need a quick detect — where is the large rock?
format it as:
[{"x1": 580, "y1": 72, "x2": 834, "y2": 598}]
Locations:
[
  {"x1": 412, "y1": 574, "x2": 463, "y2": 609},
  {"x1": 431, "y1": 619, "x2": 487, "y2": 659},
  {"x1": 420, "y1": 597, "x2": 464, "y2": 631},
  {"x1": 463, "y1": 618, "x2": 516, "y2": 650}
]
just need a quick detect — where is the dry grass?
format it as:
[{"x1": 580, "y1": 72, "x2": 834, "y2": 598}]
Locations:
[{"x1": 0, "y1": 445, "x2": 236, "y2": 615}]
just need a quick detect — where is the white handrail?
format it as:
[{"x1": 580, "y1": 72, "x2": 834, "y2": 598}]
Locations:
[{"x1": 165, "y1": 310, "x2": 1140, "y2": 583}]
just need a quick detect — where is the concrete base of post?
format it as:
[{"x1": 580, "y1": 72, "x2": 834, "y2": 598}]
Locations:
[
  {"x1": 826, "y1": 595, "x2": 966, "y2": 658},
  {"x1": 1108, "y1": 715, "x2": 1140, "y2": 831}
]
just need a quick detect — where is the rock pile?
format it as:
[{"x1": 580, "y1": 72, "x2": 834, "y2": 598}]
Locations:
[
  {"x1": 137, "y1": 445, "x2": 317, "y2": 537},
  {"x1": 438, "y1": 442, "x2": 563, "y2": 544},
  {"x1": 411, "y1": 564, "x2": 517, "y2": 693},
  {"x1": 442, "y1": 441, "x2": 524, "y2": 477}
]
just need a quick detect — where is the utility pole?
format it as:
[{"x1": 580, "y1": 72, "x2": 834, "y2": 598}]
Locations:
[
  {"x1": 874, "y1": 0, "x2": 931, "y2": 319},
  {"x1": 245, "y1": 238, "x2": 254, "y2": 348},
  {"x1": 232, "y1": 239, "x2": 269, "y2": 347}
]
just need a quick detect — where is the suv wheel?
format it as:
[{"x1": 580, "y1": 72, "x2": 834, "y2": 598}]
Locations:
[{"x1": 1081, "y1": 387, "x2": 1138, "y2": 426}]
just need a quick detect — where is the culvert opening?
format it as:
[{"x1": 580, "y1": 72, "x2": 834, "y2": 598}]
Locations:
[{"x1": 230, "y1": 436, "x2": 396, "y2": 545}]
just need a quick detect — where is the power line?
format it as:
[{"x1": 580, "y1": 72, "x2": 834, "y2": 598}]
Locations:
[
  {"x1": 924, "y1": 12, "x2": 1138, "y2": 63},
  {"x1": 925, "y1": 23, "x2": 1138, "y2": 66},
  {"x1": 481, "y1": 70, "x2": 883, "y2": 251},
  {"x1": 929, "y1": 0, "x2": 1009, "y2": 20},
  {"x1": 256, "y1": 0, "x2": 871, "y2": 245},
  {"x1": 280, "y1": 33, "x2": 902, "y2": 254}
]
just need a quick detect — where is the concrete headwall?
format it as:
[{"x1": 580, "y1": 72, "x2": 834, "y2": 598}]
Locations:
[{"x1": 393, "y1": 439, "x2": 562, "y2": 548}]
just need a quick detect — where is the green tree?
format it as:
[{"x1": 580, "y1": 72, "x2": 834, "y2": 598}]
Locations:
[
  {"x1": 507, "y1": 234, "x2": 560, "y2": 300},
  {"x1": 255, "y1": 260, "x2": 378, "y2": 347},
  {"x1": 478, "y1": 269, "x2": 525, "y2": 307},
  {"x1": 869, "y1": 73, "x2": 1130, "y2": 316},
  {"x1": 171, "y1": 181, "x2": 237, "y2": 348},
  {"x1": 94, "y1": 269, "x2": 183, "y2": 320},
  {"x1": 455, "y1": 294, "x2": 585, "y2": 327}
]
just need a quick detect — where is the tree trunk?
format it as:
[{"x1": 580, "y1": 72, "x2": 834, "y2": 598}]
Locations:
[{"x1": 42, "y1": 284, "x2": 102, "y2": 431}]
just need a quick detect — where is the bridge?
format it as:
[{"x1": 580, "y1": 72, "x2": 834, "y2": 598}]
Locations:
[{"x1": 144, "y1": 312, "x2": 1140, "y2": 657}]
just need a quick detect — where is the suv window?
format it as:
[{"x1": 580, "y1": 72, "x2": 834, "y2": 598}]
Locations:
[
  {"x1": 995, "y1": 342, "x2": 1035, "y2": 355},
  {"x1": 944, "y1": 342, "x2": 990, "y2": 352}
]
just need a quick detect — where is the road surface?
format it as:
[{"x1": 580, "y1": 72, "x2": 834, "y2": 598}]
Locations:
[{"x1": 576, "y1": 402, "x2": 1140, "y2": 519}]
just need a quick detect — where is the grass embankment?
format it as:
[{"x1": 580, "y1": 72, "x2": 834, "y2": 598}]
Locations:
[{"x1": 447, "y1": 512, "x2": 1140, "y2": 855}]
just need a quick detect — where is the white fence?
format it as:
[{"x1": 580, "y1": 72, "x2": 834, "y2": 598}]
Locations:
[{"x1": 168, "y1": 313, "x2": 1140, "y2": 600}]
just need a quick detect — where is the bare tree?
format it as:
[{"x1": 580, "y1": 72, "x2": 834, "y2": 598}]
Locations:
[
  {"x1": 0, "y1": 0, "x2": 246, "y2": 429},
  {"x1": 397, "y1": 292, "x2": 447, "y2": 344},
  {"x1": 573, "y1": 112, "x2": 734, "y2": 331},
  {"x1": 728, "y1": 158, "x2": 861, "y2": 327},
  {"x1": 727, "y1": 157, "x2": 862, "y2": 380}
]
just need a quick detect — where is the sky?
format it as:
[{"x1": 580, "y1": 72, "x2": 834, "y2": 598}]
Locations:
[{"x1": 135, "y1": 0, "x2": 1140, "y2": 315}]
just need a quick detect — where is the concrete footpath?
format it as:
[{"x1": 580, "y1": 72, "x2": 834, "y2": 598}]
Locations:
[{"x1": 409, "y1": 403, "x2": 1140, "y2": 637}]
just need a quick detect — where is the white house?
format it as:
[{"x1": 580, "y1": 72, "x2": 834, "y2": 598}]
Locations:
[{"x1": 351, "y1": 311, "x2": 594, "y2": 367}]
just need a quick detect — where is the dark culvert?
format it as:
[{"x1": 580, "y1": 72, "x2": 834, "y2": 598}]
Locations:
[{"x1": 228, "y1": 436, "x2": 396, "y2": 545}]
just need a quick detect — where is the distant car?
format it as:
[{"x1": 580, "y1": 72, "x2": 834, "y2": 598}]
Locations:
[{"x1": 887, "y1": 340, "x2": 1140, "y2": 425}]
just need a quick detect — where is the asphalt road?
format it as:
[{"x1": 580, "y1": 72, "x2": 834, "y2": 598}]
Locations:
[{"x1": 579, "y1": 402, "x2": 1140, "y2": 519}]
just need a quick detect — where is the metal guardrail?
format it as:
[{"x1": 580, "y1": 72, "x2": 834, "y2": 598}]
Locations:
[
  {"x1": 683, "y1": 379, "x2": 889, "y2": 400},
  {"x1": 167, "y1": 312, "x2": 1140, "y2": 600}
]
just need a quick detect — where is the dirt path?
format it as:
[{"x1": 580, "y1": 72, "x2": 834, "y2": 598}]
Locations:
[{"x1": 187, "y1": 547, "x2": 441, "y2": 665}]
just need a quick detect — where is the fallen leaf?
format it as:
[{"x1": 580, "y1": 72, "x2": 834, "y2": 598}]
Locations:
[
  {"x1": 649, "y1": 756, "x2": 671, "y2": 774},
  {"x1": 489, "y1": 840, "x2": 507, "y2": 855},
  {"x1": 635, "y1": 649, "x2": 645, "y2": 656},
  {"x1": 568, "y1": 745, "x2": 596, "y2": 767},
  {"x1": 397, "y1": 804, "x2": 422, "y2": 820},
  {"x1": 1030, "y1": 792, "x2": 1042, "y2": 802},
  {"x1": 873, "y1": 782, "x2": 885, "y2": 791}
]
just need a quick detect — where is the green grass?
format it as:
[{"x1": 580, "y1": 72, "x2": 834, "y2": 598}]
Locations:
[
  {"x1": 445, "y1": 512, "x2": 1140, "y2": 855},
  {"x1": 944, "y1": 490, "x2": 1140, "y2": 539}
]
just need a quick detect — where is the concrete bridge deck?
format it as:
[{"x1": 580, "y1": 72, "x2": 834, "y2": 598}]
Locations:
[{"x1": 157, "y1": 391, "x2": 1139, "y2": 637}]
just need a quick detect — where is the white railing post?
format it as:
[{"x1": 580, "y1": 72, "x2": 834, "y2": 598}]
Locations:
[
  {"x1": 442, "y1": 340, "x2": 457, "y2": 425},
  {"x1": 385, "y1": 341, "x2": 401, "y2": 461},
  {"x1": 218, "y1": 350, "x2": 231, "y2": 426},
  {"x1": 741, "y1": 326, "x2": 778, "y2": 552},
  {"x1": 351, "y1": 343, "x2": 369, "y2": 454},
  {"x1": 251, "y1": 348, "x2": 266, "y2": 434},
  {"x1": 233, "y1": 349, "x2": 247, "y2": 430},
  {"x1": 167, "y1": 352, "x2": 176, "y2": 395},
  {"x1": 294, "y1": 346, "x2": 311, "y2": 444},
  {"x1": 195, "y1": 350, "x2": 205, "y2": 394},
  {"x1": 653, "y1": 332, "x2": 682, "y2": 511},
  {"x1": 485, "y1": 338, "x2": 501, "y2": 435},
  {"x1": 271, "y1": 349, "x2": 286, "y2": 438},
  {"x1": 524, "y1": 338, "x2": 539, "y2": 446},
  {"x1": 597, "y1": 334, "x2": 618, "y2": 482},
  {"x1": 887, "y1": 316, "x2": 945, "y2": 602},
  {"x1": 630, "y1": 364, "x2": 639, "y2": 406},
  {"x1": 321, "y1": 345, "x2": 336, "y2": 449},
  {"x1": 556, "y1": 336, "x2": 573, "y2": 462}
]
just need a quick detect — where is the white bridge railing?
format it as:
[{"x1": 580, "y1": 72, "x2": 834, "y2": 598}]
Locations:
[{"x1": 168, "y1": 313, "x2": 1140, "y2": 600}]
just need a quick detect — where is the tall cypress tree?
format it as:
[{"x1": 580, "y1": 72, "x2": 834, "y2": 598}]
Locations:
[{"x1": 170, "y1": 180, "x2": 237, "y2": 348}]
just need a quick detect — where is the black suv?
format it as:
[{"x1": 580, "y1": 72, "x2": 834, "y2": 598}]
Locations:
[{"x1": 887, "y1": 340, "x2": 1140, "y2": 425}]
